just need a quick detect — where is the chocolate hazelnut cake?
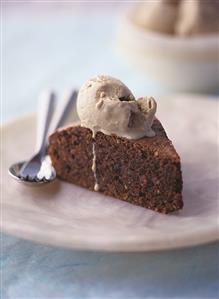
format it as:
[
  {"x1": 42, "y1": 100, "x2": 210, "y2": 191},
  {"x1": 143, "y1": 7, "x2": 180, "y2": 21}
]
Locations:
[{"x1": 48, "y1": 75, "x2": 183, "y2": 213}]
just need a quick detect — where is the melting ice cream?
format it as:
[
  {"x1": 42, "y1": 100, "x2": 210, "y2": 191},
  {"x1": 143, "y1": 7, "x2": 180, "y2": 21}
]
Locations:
[
  {"x1": 77, "y1": 75, "x2": 157, "y2": 139},
  {"x1": 76, "y1": 75, "x2": 157, "y2": 192}
]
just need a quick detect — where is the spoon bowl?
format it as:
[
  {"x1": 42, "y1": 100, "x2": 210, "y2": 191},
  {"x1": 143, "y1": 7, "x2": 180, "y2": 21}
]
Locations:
[{"x1": 8, "y1": 161, "x2": 56, "y2": 185}]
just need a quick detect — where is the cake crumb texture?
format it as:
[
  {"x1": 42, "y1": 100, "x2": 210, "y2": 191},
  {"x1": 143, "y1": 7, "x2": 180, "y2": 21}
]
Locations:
[{"x1": 48, "y1": 119, "x2": 183, "y2": 214}]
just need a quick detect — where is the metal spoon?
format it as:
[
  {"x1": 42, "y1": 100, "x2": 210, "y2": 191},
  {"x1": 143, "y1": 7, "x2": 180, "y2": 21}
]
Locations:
[{"x1": 8, "y1": 90, "x2": 78, "y2": 185}]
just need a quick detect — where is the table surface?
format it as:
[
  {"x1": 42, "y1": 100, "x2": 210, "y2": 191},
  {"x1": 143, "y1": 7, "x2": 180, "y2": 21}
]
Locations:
[{"x1": 2, "y1": 4, "x2": 219, "y2": 299}]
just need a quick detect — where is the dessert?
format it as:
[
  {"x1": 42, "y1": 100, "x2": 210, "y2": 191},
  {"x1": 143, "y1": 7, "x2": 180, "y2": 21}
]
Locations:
[
  {"x1": 175, "y1": 0, "x2": 219, "y2": 36},
  {"x1": 48, "y1": 75, "x2": 183, "y2": 214},
  {"x1": 130, "y1": 0, "x2": 219, "y2": 36},
  {"x1": 130, "y1": 0, "x2": 179, "y2": 35}
]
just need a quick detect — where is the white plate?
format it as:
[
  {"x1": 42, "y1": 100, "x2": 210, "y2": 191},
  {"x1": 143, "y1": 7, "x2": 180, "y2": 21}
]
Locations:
[{"x1": 1, "y1": 95, "x2": 219, "y2": 252}]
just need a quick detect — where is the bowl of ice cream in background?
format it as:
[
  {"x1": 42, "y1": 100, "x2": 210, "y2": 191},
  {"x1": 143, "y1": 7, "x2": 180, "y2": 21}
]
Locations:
[{"x1": 117, "y1": 0, "x2": 219, "y2": 93}]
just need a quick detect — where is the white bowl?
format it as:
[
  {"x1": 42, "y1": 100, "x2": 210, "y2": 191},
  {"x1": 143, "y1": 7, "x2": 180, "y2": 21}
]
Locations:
[{"x1": 117, "y1": 10, "x2": 219, "y2": 93}]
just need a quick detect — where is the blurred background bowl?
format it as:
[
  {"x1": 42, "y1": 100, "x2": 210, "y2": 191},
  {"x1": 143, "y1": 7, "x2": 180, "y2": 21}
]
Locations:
[{"x1": 117, "y1": 8, "x2": 219, "y2": 93}]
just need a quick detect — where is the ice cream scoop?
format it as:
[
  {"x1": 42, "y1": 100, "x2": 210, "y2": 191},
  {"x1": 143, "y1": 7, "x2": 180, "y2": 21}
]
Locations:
[
  {"x1": 130, "y1": 0, "x2": 219, "y2": 36},
  {"x1": 175, "y1": 0, "x2": 219, "y2": 36},
  {"x1": 77, "y1": 75, "x2": 157, "y2": 139},
  {"x1": 130, "y1": 0, "x2": 179, "y2": 35}
]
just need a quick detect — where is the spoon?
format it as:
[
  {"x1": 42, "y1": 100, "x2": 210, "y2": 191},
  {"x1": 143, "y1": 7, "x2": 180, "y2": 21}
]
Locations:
[{"x1": 8, "y1": 89, "x2": 78, "y2": 185}]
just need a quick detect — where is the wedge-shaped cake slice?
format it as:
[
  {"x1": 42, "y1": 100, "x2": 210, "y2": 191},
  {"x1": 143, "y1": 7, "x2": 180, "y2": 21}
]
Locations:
[
  {"x1": 48, "y1": 75, "x2": 183, "y2": 214},
  {"x1": 48, "y1": 119, "x2": 183, "y2": 214}
]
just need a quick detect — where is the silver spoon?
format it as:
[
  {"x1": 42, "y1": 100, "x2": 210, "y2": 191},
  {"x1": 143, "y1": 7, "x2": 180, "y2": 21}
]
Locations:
[
  {"x1": 8, "y1": 90, "x2": 78, "y2": 185},
  {"x1": 9, "y1": 91, "x2": 56, "y2": 185}
]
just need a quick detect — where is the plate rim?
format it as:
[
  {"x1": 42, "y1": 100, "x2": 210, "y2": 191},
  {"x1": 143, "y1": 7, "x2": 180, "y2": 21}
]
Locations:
[{"x1": 1, "y1": 224, "x2": 218, "y2": 252}]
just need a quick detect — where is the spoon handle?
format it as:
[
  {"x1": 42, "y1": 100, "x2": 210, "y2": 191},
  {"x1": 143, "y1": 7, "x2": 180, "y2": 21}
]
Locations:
[
  {"x1": 48, "y1": 90, "x2": 78, "y2": 134},
  {"x1": 35, "y1": 90, "x2": 56, "y2": 155}
]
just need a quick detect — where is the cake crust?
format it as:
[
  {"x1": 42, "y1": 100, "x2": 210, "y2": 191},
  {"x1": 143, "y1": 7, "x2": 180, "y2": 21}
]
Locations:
[{"x1": 48, "y1": 119, "x2": 183, "y2": 214}]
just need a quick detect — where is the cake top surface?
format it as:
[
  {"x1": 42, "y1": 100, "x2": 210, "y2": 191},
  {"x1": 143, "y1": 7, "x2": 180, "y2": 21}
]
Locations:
[{"x1": 76, "y1": 75, "x2": 157, "y2": 140}]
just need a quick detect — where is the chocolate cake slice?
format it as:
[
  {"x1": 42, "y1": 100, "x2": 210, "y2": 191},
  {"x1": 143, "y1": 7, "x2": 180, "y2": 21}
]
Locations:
[
  {"x1": 48, "y1": 118, "x2": 183, "y2": 214},
  {"x1": 48, "y1": 75, "x2": 183, "y2": 214}
]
